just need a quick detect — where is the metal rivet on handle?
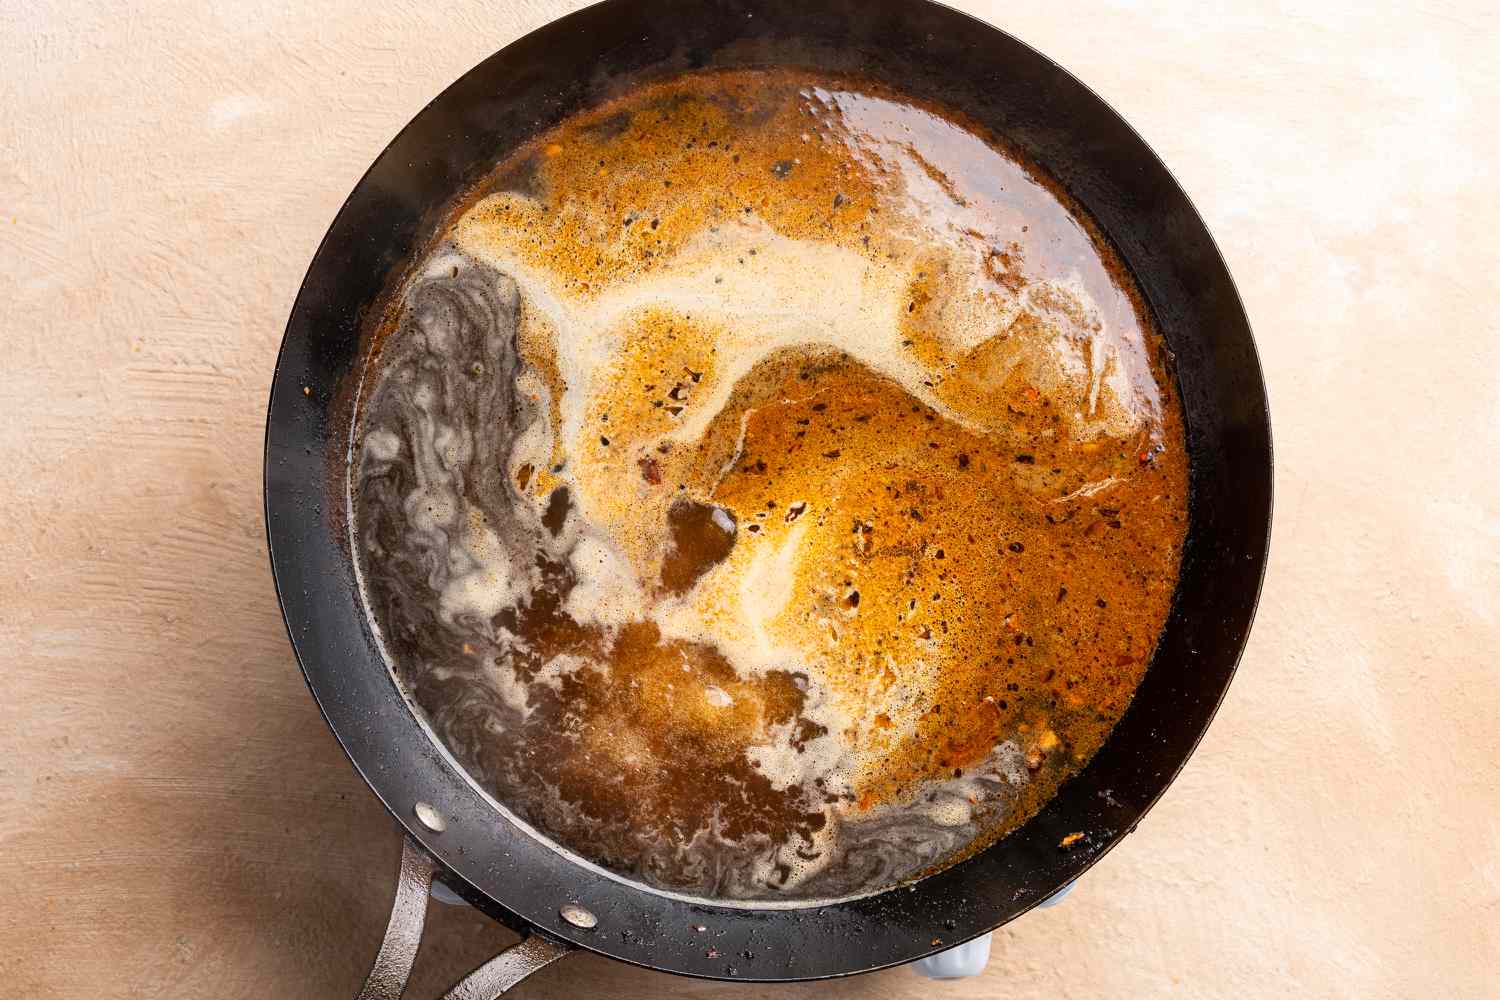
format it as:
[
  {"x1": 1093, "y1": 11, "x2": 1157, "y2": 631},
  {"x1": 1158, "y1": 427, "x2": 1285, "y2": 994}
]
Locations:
[
  {"x1": 413, "y1": 801, "x2": 446, "y2": 833},
  {"x1": 559, "y1": 903, "x2": 598, "y2": 929}
]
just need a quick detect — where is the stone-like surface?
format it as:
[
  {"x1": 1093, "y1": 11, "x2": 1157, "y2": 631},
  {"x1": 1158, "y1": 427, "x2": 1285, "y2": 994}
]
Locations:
[{"x1": 2, "y1": 2, "x2": 1495, "y2": 997}]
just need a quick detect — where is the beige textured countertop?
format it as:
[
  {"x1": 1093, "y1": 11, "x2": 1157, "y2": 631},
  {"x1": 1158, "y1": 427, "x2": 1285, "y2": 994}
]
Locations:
[{"x1": 4, "y1": 2, "x2": 1497, "y2": 997}]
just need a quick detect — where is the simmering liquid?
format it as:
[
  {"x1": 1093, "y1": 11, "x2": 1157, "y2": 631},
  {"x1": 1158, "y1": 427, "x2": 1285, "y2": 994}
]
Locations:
[{"x1": 352, "y1": 70, "x2": 1188, "y2": 901}]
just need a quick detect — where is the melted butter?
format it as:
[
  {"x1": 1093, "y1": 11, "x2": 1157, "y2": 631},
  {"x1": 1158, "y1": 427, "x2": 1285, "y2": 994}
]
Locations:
[{"x1": 354, "y1": 69, "x2": 1188, "y2": 901}]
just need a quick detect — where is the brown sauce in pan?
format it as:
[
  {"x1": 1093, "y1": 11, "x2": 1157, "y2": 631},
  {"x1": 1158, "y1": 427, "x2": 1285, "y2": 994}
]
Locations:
[{"x1": 352, "y1": 69, "x2": 1188, "y2": 901}]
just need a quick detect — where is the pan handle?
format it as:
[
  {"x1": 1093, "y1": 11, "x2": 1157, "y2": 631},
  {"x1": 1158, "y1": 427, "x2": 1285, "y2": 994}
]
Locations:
[{"x1": 357, "y1": 834, "x2": 574, "y2": 1000}]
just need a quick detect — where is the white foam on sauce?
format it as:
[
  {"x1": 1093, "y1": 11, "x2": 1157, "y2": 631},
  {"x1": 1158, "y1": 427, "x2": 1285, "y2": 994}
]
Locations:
[
  {"x1": 439, "y1": 510, "x2": 526, "y2": 627},
  {"x1": 532, "y1": 653, "x2": 601, "y2": 692},
  {"x1": 485, "y1": 638, "x2": 535, "y2": 718},
  {"x1": 563, "y1": 534, "x2": 646, "y2": 629}
]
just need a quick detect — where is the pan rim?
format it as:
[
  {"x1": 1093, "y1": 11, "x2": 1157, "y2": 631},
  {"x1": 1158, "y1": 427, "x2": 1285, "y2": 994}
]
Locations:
[{"x1": 264, "y1": 0, "x2": 1272, "y2": 981}]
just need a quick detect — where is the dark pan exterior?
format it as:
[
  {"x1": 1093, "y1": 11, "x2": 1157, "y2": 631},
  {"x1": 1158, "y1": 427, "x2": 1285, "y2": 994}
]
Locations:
[{"x1": 264, "y1": 0, "x2": 1271, "y2": 981}]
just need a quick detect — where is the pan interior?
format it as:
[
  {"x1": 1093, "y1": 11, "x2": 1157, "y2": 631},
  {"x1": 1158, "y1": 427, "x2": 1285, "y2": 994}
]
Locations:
[{"x1": 347, "y1": 67, "x2": 1190, "y2": 905}]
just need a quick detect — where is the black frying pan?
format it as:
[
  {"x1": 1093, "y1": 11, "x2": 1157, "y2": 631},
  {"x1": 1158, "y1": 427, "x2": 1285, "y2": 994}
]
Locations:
[{"x1": 264, "y1": 1, "x2": 1272, "y2": 995}]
